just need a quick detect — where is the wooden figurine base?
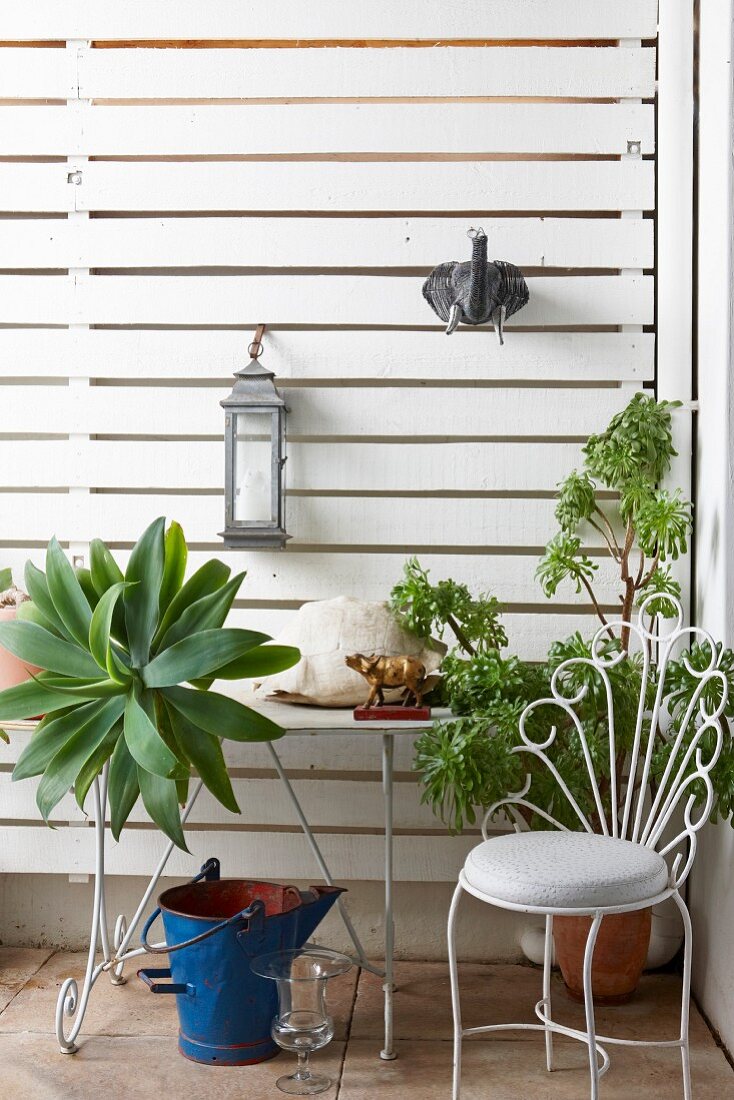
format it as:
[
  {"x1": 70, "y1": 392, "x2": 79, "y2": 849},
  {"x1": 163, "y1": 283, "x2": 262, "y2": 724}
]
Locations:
[{"x1": 353, "y1": 705, "x2": 432, "y2": 722}]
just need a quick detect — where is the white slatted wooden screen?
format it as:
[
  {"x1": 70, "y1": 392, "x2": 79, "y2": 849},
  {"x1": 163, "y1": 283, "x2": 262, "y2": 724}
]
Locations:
[{"x1": 0, "y1": 2, "x2": 662, "y2": 883}]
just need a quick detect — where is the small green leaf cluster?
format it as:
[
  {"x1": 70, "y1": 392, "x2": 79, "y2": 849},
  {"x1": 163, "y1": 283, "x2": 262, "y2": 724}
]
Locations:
[
  {"x1": 583, "y1": 392, "x2": 681, "y2": 488},
  {"x1": 389, "y1": 556, "x2": 507, "y2": 656},
  {"x1": 0, "y1": 518, "x2": 300, "y2": 850},
  {"x1": 536, "y1": 534, "x2": 597, "y2": 599}
]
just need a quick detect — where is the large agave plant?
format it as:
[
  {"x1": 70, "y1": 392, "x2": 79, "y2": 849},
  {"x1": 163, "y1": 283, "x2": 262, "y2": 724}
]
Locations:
[{"x1": 0, "y1": 518, "x2": 299, "y2": 850}]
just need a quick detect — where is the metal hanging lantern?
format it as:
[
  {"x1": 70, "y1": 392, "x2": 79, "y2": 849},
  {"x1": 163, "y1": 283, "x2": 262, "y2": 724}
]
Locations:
[{"x1": 220, "y1": 326, "x2": 289, "y2": 549}]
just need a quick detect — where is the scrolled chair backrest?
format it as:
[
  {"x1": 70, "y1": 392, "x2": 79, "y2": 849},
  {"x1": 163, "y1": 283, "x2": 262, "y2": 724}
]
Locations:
[{"x1": 482, "y1": 594, "x2": 729, "y2": 889}]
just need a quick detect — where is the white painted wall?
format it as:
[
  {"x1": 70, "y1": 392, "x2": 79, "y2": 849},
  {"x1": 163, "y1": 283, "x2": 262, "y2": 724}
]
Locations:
[
  {"x1": 689, "y1": 0, "x2": 734, "y2": 1055},
  {"x1": 0, "y1": 3, "x2": 671, "y2": 958}
]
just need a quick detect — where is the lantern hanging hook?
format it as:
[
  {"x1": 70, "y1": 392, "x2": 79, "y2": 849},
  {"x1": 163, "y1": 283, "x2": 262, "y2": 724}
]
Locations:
[{"x1": 248, "y1": 323, "x2": 266, "y2": 360}]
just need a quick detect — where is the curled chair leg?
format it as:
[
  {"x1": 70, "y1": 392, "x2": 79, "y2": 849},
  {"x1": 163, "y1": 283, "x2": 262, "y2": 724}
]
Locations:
[
  {"x1": 671, "y1": 891, "x2": 693, "y2": 1100},
  {"x1": 583, "y1": 913, "x2": 603, "y2": 1100},
  {"x1": 543, "y1": 914, "x2": 554, "y2": 1072},
  {"x1": 448, "y1": 882, "x2": 464, "y2": 1100}
]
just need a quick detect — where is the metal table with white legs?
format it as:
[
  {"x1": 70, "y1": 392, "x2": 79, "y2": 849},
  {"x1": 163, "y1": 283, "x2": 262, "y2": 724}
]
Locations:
[{"x1": 8, "y1": 700, "x2": 446, "y2": 1062}]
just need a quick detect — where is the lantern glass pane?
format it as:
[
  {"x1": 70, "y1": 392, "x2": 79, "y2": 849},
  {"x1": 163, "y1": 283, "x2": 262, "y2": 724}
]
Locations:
[{"x1": 233, "y1": 411, "x2": 274, "y2": 524}]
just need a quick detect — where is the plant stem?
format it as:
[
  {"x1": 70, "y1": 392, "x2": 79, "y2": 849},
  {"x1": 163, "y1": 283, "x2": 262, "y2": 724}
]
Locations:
[
  {"x1": 447, "y1": 613, "x2": 476, "y2": 657},
  {"x1": 620, "y1": 519, "x2": 636, "y2": 652},
  {"x1": 579, "y1": 574, "x2": 612, "y2": 633},
  {"x1": 635, "y1": 551, "x2": 646, "y2": 588},
  {"x1": 639, "y1": 548, "x2": 661, "y2": 590},
  {"x1": 588, "y1": 517, "x2": 621, "y2": 561},
  {"x1": 594, "y1": 505, "x2": 622, "y2": 560}
]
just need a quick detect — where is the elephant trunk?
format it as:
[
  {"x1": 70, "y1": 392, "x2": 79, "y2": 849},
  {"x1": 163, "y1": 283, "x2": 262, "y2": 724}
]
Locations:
[{"x1": 466, "y1": 228, "x2": 488, "y2": 323}]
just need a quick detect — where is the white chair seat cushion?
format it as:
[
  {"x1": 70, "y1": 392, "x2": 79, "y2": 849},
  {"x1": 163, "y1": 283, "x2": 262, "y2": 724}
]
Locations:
[{"x1": 463, "y1": 831, "x2": 669, "y2": 909}]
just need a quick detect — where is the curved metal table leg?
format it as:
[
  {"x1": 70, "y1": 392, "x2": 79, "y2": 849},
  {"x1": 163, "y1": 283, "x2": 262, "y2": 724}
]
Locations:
[
  {"x1": 56, "y1": 774, "x2": 204, "y2": 1053},
  {"x1": 56, "y1": 768, "x2": 110, "y2": 1053}
]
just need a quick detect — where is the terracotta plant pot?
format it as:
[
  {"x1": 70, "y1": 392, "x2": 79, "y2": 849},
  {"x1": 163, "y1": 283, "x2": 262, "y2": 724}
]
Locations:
[
  {"x1": 0, "y1": 606, "x2": 40, "y2": 691},
  {"x1": 553, "y1": 908, "x2": 652, "y2": 1005}
]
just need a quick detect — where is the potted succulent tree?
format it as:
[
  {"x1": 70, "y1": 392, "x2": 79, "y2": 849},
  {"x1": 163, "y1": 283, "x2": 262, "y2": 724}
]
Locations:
[
  {"x1": 392, "y1": 394, "x2": 734, "y2": 1001},
  {"x1": 0, "y1": 517, "x2": 299, "y2": 848}
]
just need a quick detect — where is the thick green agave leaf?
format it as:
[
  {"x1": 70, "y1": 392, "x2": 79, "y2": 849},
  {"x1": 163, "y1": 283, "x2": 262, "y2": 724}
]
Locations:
[
  {"x1": 213, "y1": 644, "x2": 301, "y2": 681},
  {"x1": 163, "y1": 685, "x2": 284, "y2": 742},
  {"x1": 156, "y1": 571, "x2": 246, "y2": 652},
  {"x1": 35, "y1": 672, "x2": 126, "y2": 699},
  {"x1": 46, "y1": 536, "x2": 93, "y2": 647},
  {"x1": 16, "y1": 599, "x2": 62, "y2": 636},
  {"x1": 108, "y1": 734, "x2": 140, "y2": 841},
  {"x1": 0, "y1": 620, "x2": 102, "y2": 679},
  {"x1": 89, "y1": 582, "x2": 132, "y2": 679},
  {"x1": 36, "y1": 696, "x2": 126, "y2": 820},
  {"x1": 90, "y1": 539, "x2": 124, "y2": 596},
  {"x1": 25, "y1": 561, "x2": 74, "y2": 642},
  {"x1": 159, "y1": 521, "x2": 187, "y2": 617},
  {"x1": 143, "y1": 628, "x2": 269, "y2": 688},
  {"x1": 0, "y1": 678, "x2": 90, "y2": 722},
  {"x1": 124, "y1": 517, "x2": 165, "y2": 667},
  {"x1": 75, "y1": 566, "x2": 100, "y2": 610},
  {"x1": 124, "y1": 687, "x2": 186, "y2": 779},
  {"x1": 0, "y1": 567, "x2": 12, "y2": 591},
  {"x1": 151, "y1": 559, "x2": 231, "y2": 651},
  {"x1": 90, "y1": 539, "x2": 126, "y2": 640},
  {"x1": 165, "y1": 702, "x2": 239, "y2": 814},
  {"x1": 13, "y1": 703, "x2": 91, "y2": 781},
  {"x1": 137, "y1": 765, "x2": 189, "y2": 851},
  {"x1": 74, "y1": 719, "x2": 122, "y2": 811}
]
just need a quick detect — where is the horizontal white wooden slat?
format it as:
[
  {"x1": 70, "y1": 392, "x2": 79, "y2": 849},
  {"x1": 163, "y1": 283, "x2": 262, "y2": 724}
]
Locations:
[
  {"x1": 3, "y1": 103, "x2": 654, "y2": 156},
  {"x1": 0, "y1": 274, "x2": 650, "y2": 326},
  {"x1": 0, "y1": 442, "x2": 70, "y2": 488},
  {"x1": 0, "y1": 2, "x2": 660, "y2": 42},
  {"x1": 79, "y1": 46, "x2": 656, "y2": 101},
  {"x1": 109, "y1": 548, "x2": 623, "y2": 607},
  {"x1": 1, "y1": 216, "x2": 655, "y2": 271},
  {"x1": 0, "y1": 824, "x2": 473, "y2": 881},
  {"x1": 0, "y1": 330, "x2": 655, "y2": 382},
  {"x1": 0, "y1": 492, "x2": 616, "y2": 548},
  {"x1": 0, "y1": 541, "x2": 621, "y2": 617},
  {"x1": 0, "y1": 276, "x2": 71, "y2": 323},
  {"x1": 0, "y1": 166, "x2": 72, "y2": 213},
  {"x1": 0, "y1": 774, "x2": 446, "y2": 832},
  {"x1": 3, "y1": 382, "x2": 635, "y2": 437},
  {"x1": 76, "y1": 161, "x2": 655, "y2": 213},
  {"x1": 224, "y1": 607, "x2": 606, "y2": 664},
  {"x1": 71, "y1": 440, "x2": 587, "y2": 491},
  {"x1": 0, "y1": 48, "x2": 73, "y2": 99}
]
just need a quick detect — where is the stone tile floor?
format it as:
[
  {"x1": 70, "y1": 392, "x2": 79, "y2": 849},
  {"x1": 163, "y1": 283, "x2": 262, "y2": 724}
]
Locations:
[{"x1": 0, "y1": 948, "x2": 731, "y2": 1098}]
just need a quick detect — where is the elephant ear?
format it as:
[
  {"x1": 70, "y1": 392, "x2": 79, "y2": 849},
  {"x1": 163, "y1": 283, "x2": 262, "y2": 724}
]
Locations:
[{"x1": 421, "y1": 261, "x2": 459, "y2": 325}]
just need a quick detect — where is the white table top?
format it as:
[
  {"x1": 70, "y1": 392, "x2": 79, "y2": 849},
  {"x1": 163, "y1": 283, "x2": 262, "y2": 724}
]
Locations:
[{"x1": 242, "y1": 693, "x2": 451, "y2": 736}]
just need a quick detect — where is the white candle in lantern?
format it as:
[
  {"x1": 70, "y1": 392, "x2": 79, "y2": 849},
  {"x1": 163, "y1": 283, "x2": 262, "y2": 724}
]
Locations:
[{"x1": 236, "y1": 467, "x2": 271, "y2": 521}]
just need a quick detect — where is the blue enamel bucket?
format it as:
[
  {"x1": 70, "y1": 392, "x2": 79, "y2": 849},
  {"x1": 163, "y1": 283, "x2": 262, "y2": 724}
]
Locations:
[{"x1": 138, "y1": 858, "x2": 345, "y2": 1066}]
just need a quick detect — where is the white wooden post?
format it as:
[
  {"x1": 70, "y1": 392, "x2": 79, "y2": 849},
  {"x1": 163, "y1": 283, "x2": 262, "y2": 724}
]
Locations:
[
  {"x1": 657, "y1": 0, "x2": 695, "y2": 619},
  {"x1": 66, "y1": 39, "x2": 92, "y2": 885}
]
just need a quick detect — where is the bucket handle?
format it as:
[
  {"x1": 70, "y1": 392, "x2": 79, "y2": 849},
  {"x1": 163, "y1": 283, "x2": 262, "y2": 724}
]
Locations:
[
  {"x1": 140, "y1": 856, "x2": 263, "y2": 956},
  {"x1": 141, "y1": 898, "x2": 265, "y2": 955}
]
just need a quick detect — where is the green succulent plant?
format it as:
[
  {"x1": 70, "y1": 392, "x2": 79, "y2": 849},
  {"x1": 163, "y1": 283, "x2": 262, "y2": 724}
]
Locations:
[
  {"x1": 536, "y1": 393, "x2": 693, "y2": 650},
  {"x1": 0, "y1": 518, "x2": 300, "y2": 850}
]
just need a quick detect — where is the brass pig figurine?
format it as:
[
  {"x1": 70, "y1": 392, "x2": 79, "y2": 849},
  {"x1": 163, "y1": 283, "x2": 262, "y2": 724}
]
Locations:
[{"x1": 345, "y1": 653, "x2": 427, "y2": 709}]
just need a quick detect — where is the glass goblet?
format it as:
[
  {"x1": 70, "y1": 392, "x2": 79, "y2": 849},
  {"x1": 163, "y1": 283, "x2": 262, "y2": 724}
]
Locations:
[{"x1": 251, "y1": 947, "x2": 352, "y2": 1095}]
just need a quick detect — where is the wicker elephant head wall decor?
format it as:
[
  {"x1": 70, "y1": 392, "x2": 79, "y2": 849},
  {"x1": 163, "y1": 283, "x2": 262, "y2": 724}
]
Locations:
[{"x1": 422, "y1": 227, "x2": 529, "y2": 344}]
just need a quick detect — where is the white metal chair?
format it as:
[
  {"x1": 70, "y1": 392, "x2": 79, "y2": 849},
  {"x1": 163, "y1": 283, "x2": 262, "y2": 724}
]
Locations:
[{"x1": 447, "y1": 598, "x2": 728, "y2": 1100}]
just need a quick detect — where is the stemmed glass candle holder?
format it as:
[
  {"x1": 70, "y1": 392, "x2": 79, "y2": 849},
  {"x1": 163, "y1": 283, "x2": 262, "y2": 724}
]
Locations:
[{"x1": 251, "y1": 948, "x2": 352, "y2": 1095}]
